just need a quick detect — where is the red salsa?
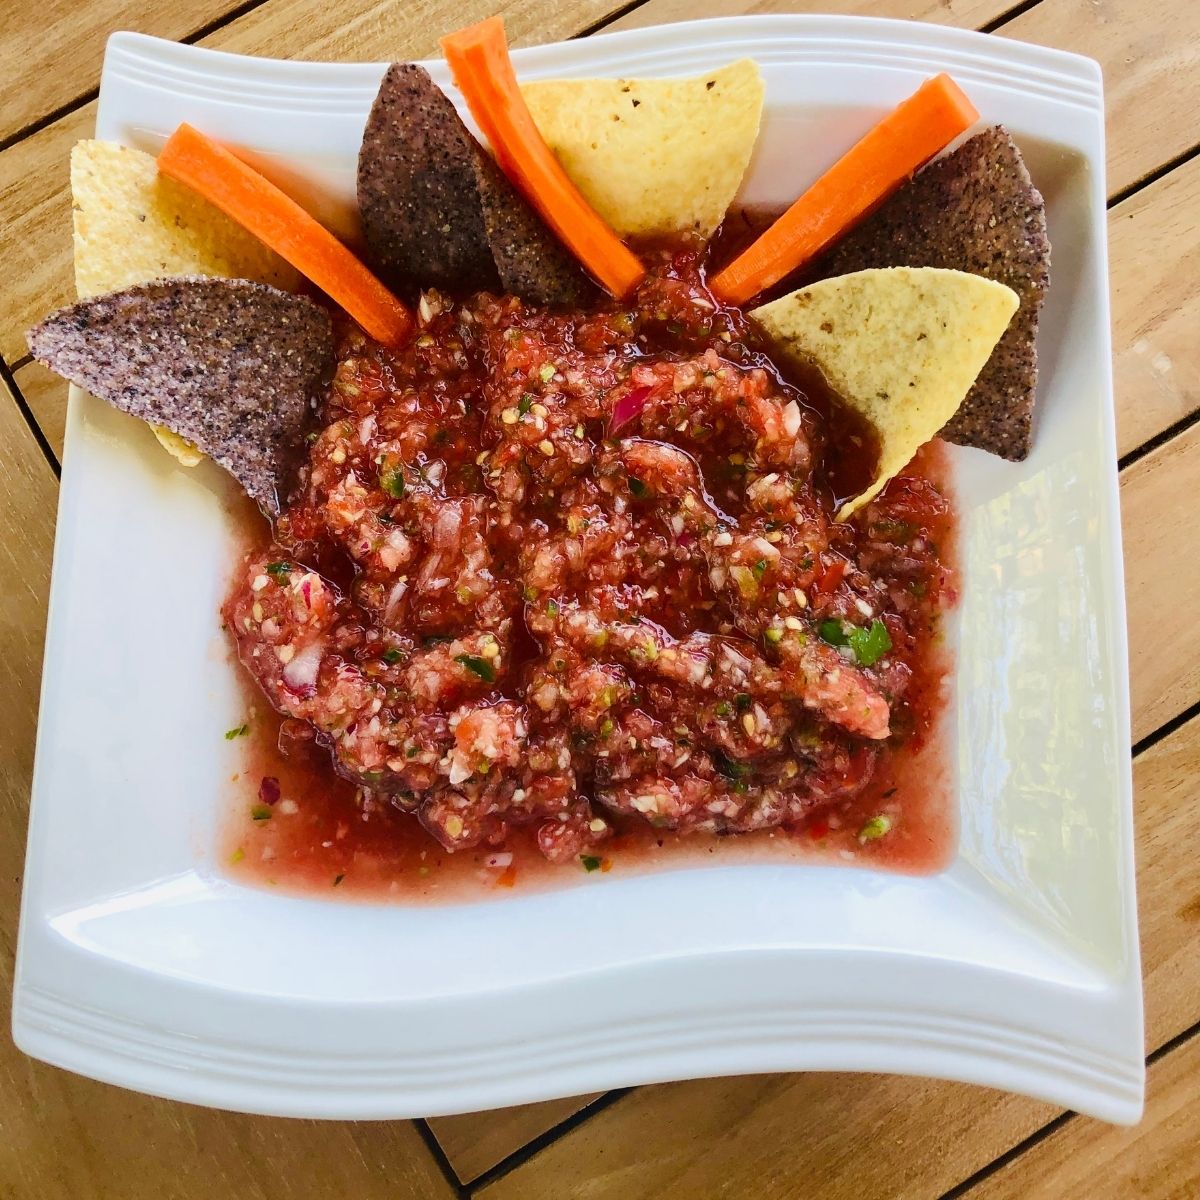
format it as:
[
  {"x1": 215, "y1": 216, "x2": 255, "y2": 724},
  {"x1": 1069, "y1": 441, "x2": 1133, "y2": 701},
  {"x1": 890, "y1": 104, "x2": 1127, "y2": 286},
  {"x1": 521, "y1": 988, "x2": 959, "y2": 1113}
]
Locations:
[{"x1": 222, "y1": 237, "x2": 958, "y2": 898}]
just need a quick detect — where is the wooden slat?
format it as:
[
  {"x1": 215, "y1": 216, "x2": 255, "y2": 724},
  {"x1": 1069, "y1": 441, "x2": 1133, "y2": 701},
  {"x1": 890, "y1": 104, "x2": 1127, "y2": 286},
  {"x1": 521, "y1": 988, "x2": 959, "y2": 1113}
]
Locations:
[
  {"x1": 998, "y1": 0, "x2": 1200, "y2": 196},
  {"x1": 0, "y1": 0, "x2": 239, "y2": 145},
  {"x1": 607, "y1": 0, "x2": 1014, "y2": 35},
  {"x1": 1123, "y1": 422, "x2": 1200, "y2": 743},
  {"x1": 965, "y1": 1033, "x2": 1200, "y2": 1199},
  {"x1": 0, "y1": 380, "x2": 458, "y2": 1197},
  {"x1": 485, "y1": 1076, "x2": 1058, "y2": 1199},
  {"x1": 212, "y1": 0, "x2": 614, "y2": 60},
  {"x1": 470, "y1": 710, "x2": 1200, "y2": 1200},
  {"x1": 428, "y1": 1095, "x2": 603, "y2": 1184},
  {"x1": 1111, "y1": 154, "x2": 1200, "y2": 457},
  {"x1": 0, "y1": 101, "x2": 95, "y2": 365},
  {"x1": 12, "y1": 360, "x2": 66, "y2": 461},
  {"x1": 1133, "y1": 717, "x2": 1200, "y2": 1050},
  {"x1": 0, "y1": 0, "x2": 624, "y2": 366}
]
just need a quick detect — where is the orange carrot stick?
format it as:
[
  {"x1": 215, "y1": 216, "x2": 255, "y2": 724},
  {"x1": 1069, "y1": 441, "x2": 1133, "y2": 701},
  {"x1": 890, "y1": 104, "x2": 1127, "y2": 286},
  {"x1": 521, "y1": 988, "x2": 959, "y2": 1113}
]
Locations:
[
  {"x1": 158, "y1": 123, "x2": 412, "y2": 347},
  {"x1": 440, "y1": 17, "x2": 645, "y2": 299},
  {"x1": 711, "y1": 74, "x2": 979, "y2": 306}
]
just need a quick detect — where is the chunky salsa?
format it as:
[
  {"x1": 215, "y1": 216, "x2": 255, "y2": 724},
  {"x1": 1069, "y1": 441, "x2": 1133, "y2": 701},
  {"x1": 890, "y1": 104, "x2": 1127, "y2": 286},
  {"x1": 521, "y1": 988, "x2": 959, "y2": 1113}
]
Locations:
[{"x1": 224, "y1": 238, "x2": 957, "y2": 885}]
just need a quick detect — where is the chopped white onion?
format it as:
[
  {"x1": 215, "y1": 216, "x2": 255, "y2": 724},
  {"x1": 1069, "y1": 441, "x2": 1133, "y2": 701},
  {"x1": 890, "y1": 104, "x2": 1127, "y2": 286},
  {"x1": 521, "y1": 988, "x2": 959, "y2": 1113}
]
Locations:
[{"x1": 282, "y1": 639, "x2": 324, "y2": 691}]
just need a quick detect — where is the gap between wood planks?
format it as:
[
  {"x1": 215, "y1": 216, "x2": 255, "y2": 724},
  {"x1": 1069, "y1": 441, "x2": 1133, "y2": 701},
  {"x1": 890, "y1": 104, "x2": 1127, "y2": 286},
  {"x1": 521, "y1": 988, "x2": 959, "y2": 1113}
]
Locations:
[
  {"x1": 1, "y1": 0, "x2": 1195, "y2": 1188},
  {"x1": 936, "y1": 1018, "x2": 1200, "y2": 1200},
  {"x1": 0, "y1": 0, "x2": 274, "y2": 155}
]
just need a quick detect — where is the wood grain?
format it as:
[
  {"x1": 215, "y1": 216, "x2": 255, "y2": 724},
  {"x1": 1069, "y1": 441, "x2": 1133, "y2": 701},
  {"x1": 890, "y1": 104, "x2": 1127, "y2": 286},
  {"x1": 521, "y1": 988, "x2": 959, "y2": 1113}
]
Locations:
[
  {"x1": 477, "y1": 710, "x2": 1200, "y2": 1199},
  {"x1": 211, "y1": 0, "x2": 619, "y2": 61},
  {"x1": 0, "y1": 379, "x2": 457, "y2": 1199},
  {"x1": 12, "y1": 360, "x2": 67, "y2": 461},
  {"x1": 1133, "y1": 718, "x2": 1200, "y2": 1051},
  {"x1": 965, "y1": 1033, "x2": 1200, "y2": 1199},
  {"x1": 607, "y1": 0, "x2": 1015, "y2": 34},
  {"x1": 0, "y1": 0, "x2": 239, "y2": 145},
  {"x1": 1122, "y1": 422, "x2": 1200, "y2": 743},
  {"x1": 0, "y1": 101, "x2": 95, "y2": 365},
  {"x1": 427, "y1": 1094, "x2": 602, "y2": 1184},
  {"x1": 1110, "y1": 154, "x2": 1200, "y2": 457},
  {"x1": 998, "y1": 0, "x2": 1200, "y2": 196}
]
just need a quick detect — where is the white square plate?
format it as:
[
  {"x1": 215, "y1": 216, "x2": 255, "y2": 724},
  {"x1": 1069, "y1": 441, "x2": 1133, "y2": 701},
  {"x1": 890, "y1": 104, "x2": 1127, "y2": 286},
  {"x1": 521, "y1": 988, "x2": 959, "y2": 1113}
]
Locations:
[{"x1": 14, "y1": 16, "x2": 1141, "y2": 1123}]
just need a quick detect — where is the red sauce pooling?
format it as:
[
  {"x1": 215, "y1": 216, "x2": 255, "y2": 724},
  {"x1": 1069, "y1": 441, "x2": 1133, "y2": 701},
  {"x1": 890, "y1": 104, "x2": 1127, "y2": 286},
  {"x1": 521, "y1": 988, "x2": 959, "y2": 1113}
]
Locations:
[
  {"x1": 223, "y1": 440, "x2": 956, "y2": 903},
  {"x1": 220, "y1": 230, "x2": 960, "y2": 903}
]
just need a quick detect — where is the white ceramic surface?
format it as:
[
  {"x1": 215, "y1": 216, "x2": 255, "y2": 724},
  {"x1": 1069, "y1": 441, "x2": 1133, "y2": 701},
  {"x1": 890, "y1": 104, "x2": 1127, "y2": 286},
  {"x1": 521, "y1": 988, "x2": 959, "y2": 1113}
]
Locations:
[{"x1": 14, "y1": 17, "x2": 1141, "y2": 1123}]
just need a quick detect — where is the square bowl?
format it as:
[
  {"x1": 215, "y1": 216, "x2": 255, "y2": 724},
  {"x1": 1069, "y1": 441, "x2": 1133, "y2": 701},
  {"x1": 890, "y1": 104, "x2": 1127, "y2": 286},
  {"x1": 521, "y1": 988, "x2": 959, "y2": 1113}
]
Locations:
[{"x1": 14, "y1": 16, "x2": 1141, "y2": 1122}]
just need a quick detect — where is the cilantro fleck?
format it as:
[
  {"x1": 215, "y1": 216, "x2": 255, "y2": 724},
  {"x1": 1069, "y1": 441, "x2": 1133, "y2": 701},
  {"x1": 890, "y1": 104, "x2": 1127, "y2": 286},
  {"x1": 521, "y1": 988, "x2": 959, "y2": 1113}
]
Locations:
[
  {"x1": 715, "y1": 700, "x2": 732, "y2": 717},
  {"x1": 734, "y1": 693, "x2": 752, "y2": 714},
  {"x1": 628, "y1": 477, "x2": 648, "y2": 498},
  {"x1": 229, "y1": 847, "x2": 245, "y2": 864},
  {"x1": 455, "y1": 654, "x2": 497, "y2": 683},
  {"x1": 580, "y1": 854, "x2": 603, "y2": 872},
  {"x1": 519, "y1": 393, "x2": 534, "y2": 415},
  {"x1": 225, "y1": 723, "x2": 249, "y2": 740},
  {"x1": 546, "y1": 598, "x2": 559, "y2": 616},
  {"x1": 406, "y1": 745, "x2": 419, "y2": 758},
  {"x1": 250, "y1": 805, "x2": 273, "y2": 822},
  {"x1": 382, "y1": 647, "x2": 404, "y2": 664},
  {"x1": 752, "y1": 559, "x2": 768, "y2": 581},
  {"x1": 265, "y1": 561, "x2": 291, "y2": 579},
  {"x1": 819, "y1": 619, "x2": 850, "y2": 646},
  {"x1": 848, "y1": 620, "x2": 892, "y2": 667},
  {"x1": 711, "y1": 749, "x2": 749, "y2": 781},
  {"x1": 380, "y1": 468, "x2": 405, "y2": 499},
  {"x1": 599, "y1": 717, "x2": 614, "y2": 739}
]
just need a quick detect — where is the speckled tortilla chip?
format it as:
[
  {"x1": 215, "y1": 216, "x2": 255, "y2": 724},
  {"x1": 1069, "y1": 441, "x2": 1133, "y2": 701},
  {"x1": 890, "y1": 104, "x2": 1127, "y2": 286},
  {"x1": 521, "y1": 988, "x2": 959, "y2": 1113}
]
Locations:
[
  {"x1": 818, "y1": 126, "x2": 1049, "y2": 461},
  {"x1": 752, "y1": 267, "x2": 1018, "y2": 520},
  {"x1": 71, "y1": 139, "x2": 300, "y2": 466},
  {"x1": 358, "y1": 63, "x2": 591, "y2": 306},
  {"x1": 520, "y1": 59, "x2": 764, "y2": 238},
  {"x1": 27, "y1": 277, "x2": 332, "y2": 516}
]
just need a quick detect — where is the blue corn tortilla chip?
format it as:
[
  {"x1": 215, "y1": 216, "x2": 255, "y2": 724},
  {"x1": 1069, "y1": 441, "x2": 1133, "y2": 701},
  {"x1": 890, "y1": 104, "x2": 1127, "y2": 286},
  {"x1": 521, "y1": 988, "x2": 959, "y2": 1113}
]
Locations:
[
  {"x1": 27, "y1": 276, "x2": 332, "y2": 515},
  {"x1": 358, "y1": 63, "x2": 592, "y2": 307},
  {"x1": 818, "y1": 126, "x2": 1050, "y2": 461}
]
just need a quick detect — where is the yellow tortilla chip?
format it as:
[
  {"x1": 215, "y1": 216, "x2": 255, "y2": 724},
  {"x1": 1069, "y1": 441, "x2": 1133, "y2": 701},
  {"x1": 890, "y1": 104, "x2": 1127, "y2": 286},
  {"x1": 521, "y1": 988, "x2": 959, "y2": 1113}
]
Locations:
[
  {"x1": 751, "y1": 267, "x2": 1018, "y2": 521},
  {"x1": 520, "y1": 59, "x2": 763, "y2": 238},
  {"x1": 148, "y1": 425, "x2": 205, "y2": 466},
  {"x1": 71, "y1": 140, "x2": 298, "y2": 466}
]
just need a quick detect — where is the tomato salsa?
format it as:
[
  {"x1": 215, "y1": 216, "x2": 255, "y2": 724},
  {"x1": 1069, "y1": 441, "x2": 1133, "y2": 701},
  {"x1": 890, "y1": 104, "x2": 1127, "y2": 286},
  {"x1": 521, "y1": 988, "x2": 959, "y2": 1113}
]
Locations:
[{"x1": 222, "y1": 237, "x2": 958, "y2": 897}]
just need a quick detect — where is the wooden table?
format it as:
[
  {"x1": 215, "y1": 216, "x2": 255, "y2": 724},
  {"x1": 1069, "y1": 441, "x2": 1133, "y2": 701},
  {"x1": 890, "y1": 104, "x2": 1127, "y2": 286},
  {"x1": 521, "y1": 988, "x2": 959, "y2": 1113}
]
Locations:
[{"x1": 2, "y1": 0, "x2": 1197, "y2": 1195}]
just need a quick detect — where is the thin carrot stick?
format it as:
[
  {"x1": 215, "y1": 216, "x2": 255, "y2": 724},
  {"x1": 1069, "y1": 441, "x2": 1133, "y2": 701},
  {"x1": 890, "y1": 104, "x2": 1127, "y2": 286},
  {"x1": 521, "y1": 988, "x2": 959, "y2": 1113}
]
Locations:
[
  {"x1": 158, "y1": 123, "x2": 412, "y2": 346},
  {"x1": 440, "y1": 17, "x2": 645, "y2": 299},
  {"x1": 711, "y1": 74, "x2": 978, "y2": 306}
]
